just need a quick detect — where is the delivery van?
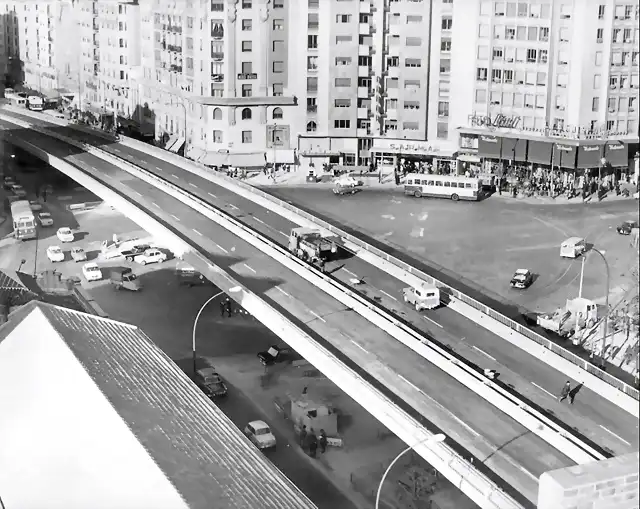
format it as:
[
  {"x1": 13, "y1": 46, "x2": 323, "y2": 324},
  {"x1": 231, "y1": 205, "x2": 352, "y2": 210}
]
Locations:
[{"x1": 560, "y1": 237, "x2": 586, "y2": 258}]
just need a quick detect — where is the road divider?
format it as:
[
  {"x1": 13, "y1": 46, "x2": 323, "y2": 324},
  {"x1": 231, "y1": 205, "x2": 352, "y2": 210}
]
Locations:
[
  {"x1": 6, "y1": 113, "x2": 607, "y2": 467},
  {"x1": 0, "y1": 114, "x2": 524, "y2": 509}
]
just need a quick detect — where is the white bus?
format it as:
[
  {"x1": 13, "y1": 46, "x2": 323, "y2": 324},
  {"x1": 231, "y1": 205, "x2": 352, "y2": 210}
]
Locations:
[
  {"x1": 27, "y1": 95, "x2": 44, "y2": 111},
  {"x1": 404, "y1": 174, "x2": 482, "y2": 201},
  {"x1": 10, "y1": 200, "x2": 37, "y2": 240}
]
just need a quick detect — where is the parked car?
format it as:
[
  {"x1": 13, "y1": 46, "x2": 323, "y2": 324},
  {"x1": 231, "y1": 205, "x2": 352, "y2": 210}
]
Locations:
[
  {"x1": 71, "y1": 247, "x2": 87, "y2": 262},
  {"x1": 37, "y1": 212, "x2": 54, "y2": 227},
  {"x1": 243, "y1": 420, "x2": 276, "y2": 450},
  {"x1": 121, "y1": 243, "x2": 151, "y2": 262},
  {"x1": 46, "y1": 245, "x2": 65, "y2": 263},
  {"x1": 3, "y1": 176, "x2": 17, "y2": 189},
  {"x1": 56, "y1": 227, "x2": 74, "y2": 243},
  {"x1": 510, "y1": 269, "x2": 534, "y2": 289},
  {"x1": 10, "y1": 184, "x2": 26, "y2": 197},
  {"x1": 616, "y1": 220, "x2": 639, "y2": 235},
  {"x1": 194, "y1": 367, "x2": 228, "y2": 398},
  {"x1": 82, "y1": 262, "x2": 103, "y2": 282},
  {"x1": 109, "y1": 267, "x2": 142, "y2": 291},
  {"x1": 29, "y1": 200, "x2": 42, "y2": 212},
  {"x1": 134, "y1": 248, "x2": 166, "y2": 265},
  {"x1": 334, "y1": 176, "x2": 363, "y2": 187},
  {"x1": 333, "y1": 183, "x2": 360, "y2": 195},
  {"x1": 257, "y1": 345, "x2": 297, "y2": 366}
]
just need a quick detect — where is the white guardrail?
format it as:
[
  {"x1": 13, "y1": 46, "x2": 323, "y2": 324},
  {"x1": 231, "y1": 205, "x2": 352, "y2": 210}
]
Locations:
[
  {"x1": 1, "y1": 114, "x2": 606, "y2": 467},
  {"x1": 1, "y1": 116, "x2": 526, "y2": 509},
  {"x1": 6, "y1": 105, "x2": 636, "y2": 413}
]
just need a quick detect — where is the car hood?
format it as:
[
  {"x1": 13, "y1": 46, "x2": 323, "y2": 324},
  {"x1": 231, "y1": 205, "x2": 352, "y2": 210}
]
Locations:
[{"x1": 254, "y1": 433, "x2": 276, "y2": 444}]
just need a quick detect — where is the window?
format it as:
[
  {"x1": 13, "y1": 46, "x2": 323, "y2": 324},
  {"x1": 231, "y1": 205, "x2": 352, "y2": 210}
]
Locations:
[
  {"x1": 307, "y1": 97, "x2": 317, "y2": 112},
  {"x1": 537, "y1": 72, "x2": 546, "y2": 85},
  {"x1": 475, "y1": 89, "x2": 487, "y2": 104},
  {"x1": 212, "y1": 130, "x2": 223, "y2": 143},
  {"x1": 335, "y1": 78, "x2": 351, "y2": 87},
  {"x1": 274, "y1": 0, "x2": 283, "y2": 7},
  {"x1": 272, "y1": 61, "x2": 284, "y2": 73},
  {"x1": 335, "y1": 57, "x2": 352, "y2": 65},
  {"x1": 242, "y1": 131, "x2": 252, "y2": 143},
  {"x1": 492, "y1": 69, "x2": 502, "y2": 83},
  {"x1": 493, "y1": 47, "x2": 503, "y2": 60},
  {"x1": 539, "y1": 27, "x2": 549, "y2": 42},
  {"x1": 306, "y1": 121, "x2": 317, "y2": 132},
  {"x1": 608, "y1": 97, "x2": 617, "y2": 112},
  {"x1": 560, "y1": 4, "x2": 571, "y2": 19},
  {"x1": 596, "y1": 28, "x2": 603, "y2": 43},
  {"x1": 438, "y1": 101, "x2": 449, "y2": 117},
  {"x1": 273, "y1": 83, "x2": 284, "y2": 96},
  {"x1": 336, "y1": 35, "x2": 352, "y2": 43},
  {"x1": 559, "y1": 27, "x2": 569, "y2": 43},
  {"x1": 272, "y1": 107, "x2": 283, "y2": 119},
  {"x1": 241, "y1": 108, "x2": 252, "y2": 120},
  {"x1": 477, "y1": 45, "x2": 489, "y2": 59},
  {"x1": 335, "y1": 98, "x2": 351, "y2": 107},
  {"x1": 242, "y1": 41, "x2": 252, "y2": 52},
  {"x1": 589, "y1": 97, "x2": 601, "y2": 113},
  {"x1": 526, "y1": 48, "x2": 537, "y2": 63},
  {"x1": 504, "y1": 69, "x2": 513, "y2": 83},
  {"x1": 307, "y1": 56, "x2": 318, "y2": 70},
  {"x1": 609, "y1": 75, "x2": 618, "y2": 89},
  {"x1": 334, "y1": 119, "x2": 351, "y2": 129},
  {"x1": 556, "y1": 74, "x2": 568, "y2": 88},
  {"x1": 404, "y1": 79, "x2": 420, "y2": 90},
  {"x1": 506, "y1": 27, "x2": 515, "y2": 40},
  {"x1": 594, "y1": 51, "x2": 602, "y2": 66},
  {"x1": 407, "y1": 15, "x2": 422, "y2": 23},
  {"x1": 403, "y1": 122, "x2": 419, "y2": 131},
  {"x1": 518, "y1": 2, "x2": 528, "y2": 17},
  {"x1": 436, "y1": 123, "x2": 449, "y2": 139},
  {"x1": 241, "y1": 62, "x2": 253, "y2": 74},
  {"x1": 212, "y1": 107, "x2": 222, "y2": 120},
  {"x1": 242, "y1": 19, "x2": 252, "y2": 31},
  {"x1": 528, "y1": 27, "x2": 538, "y2": 41},
  {"x1": 598, "y1": 5, "x2": 605, "y2": 19},
  {"x1": 404, "y1": 101, "x2": 420, "y2": 110},
  {"x1": 336, "y1": 14, "x2": 351, "y2": 22},
  {"x1": 242, "y1": 0, "x2": 252, "y2": 7},
  {"x1": 593, "y1": 74, "x2": 601, "y2": 89},
  {"x1": 242, "y1": 84, "x2": 252, "y2": 97},
  {"x1": 440, "y1": 59, "x2": 451, "y2": 73},
  {"x1": 476, "y1": 67, "x2": 488, "y2": 81},
  {"x1": 273, "y1": 19, "x2": 284, "y2": 30},
  {"x1": 539, "y1": 49, "x2": 548, "y2": 63},
  {"x1": 558, "y1": 51, "x2": 569, "y2": 65},
  {"x1": 441, "y1": 17, "x2": 452, "y2": 30},
  {"x1": 406, "y1": 37, "x2": 422, "y2": 46},
  {"x1": 440, "y1": 39, "x2": 451, "y2": 51},
  {"x1": 405, "y1": 58, "x2": 421, "y2": 67},
  {"x1": 478, "y1": 24, "x2": 489, "y2": 38},
  {"x1": 273, "y1": 40, "x2": 284, "y2": 51},
  {"x1": 307, "y1": 77, "x2": 318, "y2": 91},
  {"x1": 308, "y1": 13, "x2": 319, "y2": 28}
]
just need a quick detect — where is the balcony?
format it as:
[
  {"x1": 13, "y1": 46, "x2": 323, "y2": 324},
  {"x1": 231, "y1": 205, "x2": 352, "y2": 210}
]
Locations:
[
  {"x1": 212, "y1": 52, "x2": 224, "y2": 61},
  {"x1": 357, "y1": 107, "x2": 369, "y2": 118},
  {"x1": 358, "y1": 45, "x2": 371, "y2": 57},
  {"x1": 170, "y1": 64, "x2": 183, "y2": 73},
  {"x1": 357, "y1": 128, "x2": 372, "y2": 137},
  {"x1": 211, "y1": 73, "x2": 224, "y2": 82},
  {"x1": 359, "y1": 1, "x2": 371, "y2": 14},
  {"x1": 385, "y1": 108, "x2": 397, "y2": 119},
  {"x1": 387, "y1": 67, "x2": 400, "y2": 78},
  {"x1": 171, "y1": 26, "x2": 183, "y2": 34},
  {"x1": 307, "y1": 105, "x2": 317, "y2": 113},
  {"x1": 357, "y1": 87, "x2": 371, "y2": 99},
  {"x1": 359, "y1": 23, "x2": 370, "y2": 35},
  {"x1": 358, "y1": 66, "x2": 371, "y2": 77},
  {"x1": 167, "y1": 44, "x2": 183, "y2": 53}
]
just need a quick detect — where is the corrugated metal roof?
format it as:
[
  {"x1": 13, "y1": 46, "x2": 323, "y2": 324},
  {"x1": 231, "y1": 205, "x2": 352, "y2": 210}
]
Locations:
[
  {"x1": 0, "y1": 301, "x2": 317, "y2": 509},
  {"x1": 0, "y1": 270, "x2": 39, "y2": 307}
]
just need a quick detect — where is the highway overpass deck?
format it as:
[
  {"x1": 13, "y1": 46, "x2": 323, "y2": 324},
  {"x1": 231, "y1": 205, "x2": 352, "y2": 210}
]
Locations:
[
  {"x1": 11, "y1": 111, "x2": 636, "y2": 459},
  {"x1": 0, "y1": 119, "x2": 578, "y2": 506}
]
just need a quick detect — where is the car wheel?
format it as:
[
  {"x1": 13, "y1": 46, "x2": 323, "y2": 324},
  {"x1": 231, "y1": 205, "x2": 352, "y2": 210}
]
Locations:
[
  {"x1": 141, "y1": 260, "x2": 147, "y2": 265},
  {"x1": 414, "y1": 190, "x2": 422, "y2": 198},
  {"x1": 415, "y1": 303, "x2": 421, "y2": 312},
  {"x1": 451, "y1": 193, "x2": 459, "y2": 201}
]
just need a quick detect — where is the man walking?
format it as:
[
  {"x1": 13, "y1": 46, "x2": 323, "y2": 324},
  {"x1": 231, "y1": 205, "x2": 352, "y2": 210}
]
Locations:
[
  {"x1": 558, "y1": 381, "x2": 571, "y2": 403},
  {"x1": 299, "y1": 425, "x2": 308, "y2": 450},
  {"x1": 219, "y1": 299, "x2": 226, "y2": 317},
  {"x1": 319, "y1": 429, "x2": 327, "y2": 454}
]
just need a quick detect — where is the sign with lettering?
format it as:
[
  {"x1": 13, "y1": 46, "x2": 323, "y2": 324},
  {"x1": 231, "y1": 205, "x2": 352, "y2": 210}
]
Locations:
[
  {"x1": 237, "y1": 73, "x2": 257, "y2": 80},
  {"x1": 388, "y1": 143, "x2": 440, "y2": 153},
  {"x1": 469, "y1": 114, "x2": 521, "y2": 130}
]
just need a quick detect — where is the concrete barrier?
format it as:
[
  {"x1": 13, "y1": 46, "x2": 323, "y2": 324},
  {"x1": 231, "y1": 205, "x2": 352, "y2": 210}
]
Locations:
[
  {"x1": 1, "y1": 113, "x2": 525, "y2": 509},
  {"x1": 72, "y1": 286, "x2": 109, "y2": 318},
  {"x1": 6, "y1": 105, "x2": 635, "y2": 413}
]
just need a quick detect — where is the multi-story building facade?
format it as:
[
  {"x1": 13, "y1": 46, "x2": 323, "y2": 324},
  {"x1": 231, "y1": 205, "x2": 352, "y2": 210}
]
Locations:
[
  {"x1": 3, "y1": 2, "x2": 22, "y2": 87},
  {"x1": 74, "y1": 0, "x2": 100, "y2": 111}
]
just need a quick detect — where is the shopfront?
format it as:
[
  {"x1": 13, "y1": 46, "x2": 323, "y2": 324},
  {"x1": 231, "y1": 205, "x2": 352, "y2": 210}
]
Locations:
[{"x1": 370, "y1": 139, "x2": 456, "y2": 174}]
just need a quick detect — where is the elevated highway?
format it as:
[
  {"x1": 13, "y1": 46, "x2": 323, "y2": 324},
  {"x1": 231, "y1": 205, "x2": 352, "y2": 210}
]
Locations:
[{"x1": 0, "y1": 113, "x2": 634, "y2": 507}]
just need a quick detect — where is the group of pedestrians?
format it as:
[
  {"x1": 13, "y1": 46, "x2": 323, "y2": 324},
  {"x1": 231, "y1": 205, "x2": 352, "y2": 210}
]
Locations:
[
  {"x1": 299, "y1": 425, "x2": 328, "y2": 458},
  {"x1": 219, "y1": 297, "x2": 233, "y2": 318},
  {"x1": 558, "y1": 381, "x2": 583, "y2": 405}
]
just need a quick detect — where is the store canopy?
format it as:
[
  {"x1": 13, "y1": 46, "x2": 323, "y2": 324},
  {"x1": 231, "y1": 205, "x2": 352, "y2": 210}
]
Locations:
[
  {"x1": 477, "y1": 135, "x2": 502, "y2": 159},
  {"x1": 604, "y1": 142, "x2": 627, "y2": 167},
  {"x1": 576, "y1": 144, "x2": 604, "y2": 169},
  {"x1": 553, "y1": 143, "x2": 577, "y2": 169},
  {"x1": 265, "y1": 150, "x2": 296, "y2": 165},
  {"x1": 200, "y1": 151, "x2": 230, "y2": 167},
  {"x1": 228, "y1": 152, "x2": 266, "y2": 168},
  {"x1": 527, "y1": 140, "x2": 552, "y2": 165},
  {"x1": 163, "y1": 135, "x2": 178, "y2": 150},
  {"x1": 186, "y1": 147, "x2": 206, "y2": 163},
  {"x1": 168, "y1": 138, "x2": 185, "y2": 154},
  {"x1": 501, "y1": 138, "x2": 527, "y2": 162},
  {"x1": 457, "y1": 153, "x2": 481, "y2": 163}
]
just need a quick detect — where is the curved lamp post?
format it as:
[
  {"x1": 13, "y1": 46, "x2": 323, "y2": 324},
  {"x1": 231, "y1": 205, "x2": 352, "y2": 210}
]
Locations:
[
  {"x1": 192, "y1": 286, "x2": 241, "y2": 374},
  {"x1": 375, "y1": 433, "x2": 446, "y2": 509}
]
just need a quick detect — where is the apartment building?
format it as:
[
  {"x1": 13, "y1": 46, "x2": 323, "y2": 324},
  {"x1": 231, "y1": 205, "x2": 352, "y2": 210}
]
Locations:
[
  {"x1": 3, "y1": 2, "x2": 21, "y2": 87},
  {"x1": 73, "y1": 1, "x2": 100, "y2": 111}
]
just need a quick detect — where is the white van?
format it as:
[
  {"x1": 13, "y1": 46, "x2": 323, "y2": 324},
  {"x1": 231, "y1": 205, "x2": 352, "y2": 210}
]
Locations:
[{"x1": 560, "y1": 237, "x2": 586, "y2": 258}]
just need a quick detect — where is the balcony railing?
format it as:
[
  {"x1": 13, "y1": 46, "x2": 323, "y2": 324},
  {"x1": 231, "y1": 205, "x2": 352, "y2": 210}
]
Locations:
[
  {"x1": 167, "y1": 45, "x2": 183, "y2": 53},
  {"x1": 212, "y1": 52, "x2": 224, "y2": 60},
  {"x1": 170, "y1": 64, "x2": 183, "y2": 73},
  {"x1": 307, "y1": 105, "x2": 317, "y2": 113},
  {"x1": 211, "y1": 73, "x2": 224, "y2": 82}
]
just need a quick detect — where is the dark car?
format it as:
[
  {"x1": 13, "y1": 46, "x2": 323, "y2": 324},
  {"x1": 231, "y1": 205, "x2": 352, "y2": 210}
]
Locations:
[
  {"x1": 616, "y1": 220, "x2": 639, "y2": 235},
  {"x1": 195, "y1": 367, "x2": 228, "y2": 398},
  {"x1": 510, "y1": 269, "x2": 534, "y2": 289},
  {"x1": 258, "y1": 345, "x2": 296, "y2": 366},
  {"x1": 121, "y1": 243, "x2": 151, "y2": 262}
]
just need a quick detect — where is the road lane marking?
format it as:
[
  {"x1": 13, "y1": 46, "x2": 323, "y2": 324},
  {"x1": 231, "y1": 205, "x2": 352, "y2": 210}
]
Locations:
[
  {"x1": 397, "y1": 374, "x2": 422, "y2": 393},
  {"x1": 380, "y1": 290, "x2": 397, "y2": 301},
  {"x1": 134, "y1": 191, "x2": 142, "y2": 197},
  {"x1": 350, "y1": 340, "x2": 369, "y2": 355},
  {"x1": 189, "y1": 182, "x2": 197, "y2": 188},
  {"x1": 531, "y1": 382, "x2": 556, "y2": 399},
  {"x1": 170, "y1": 214, "x2": 180, "y2": 221},
  {"x1": 155, "y1": 166, "x2": 162, "y2": 171},
  {"x1": 113, "y1": 148, "x2": 121, "y2": 153},
  {"x1": 228, "y1": 204, "x2": 239, "y2": 210},
  {"x1": 278, "y1": 231, "x2": 288, "y2": 237},
  {"x1": 517, "y1": 466, "x2": 539, "y2": 483},
  {"x1": 192, "y1": 229, "x2": 203, "y2": 236},
  {"x1": 243, "y1": 264, "x2": 256, "y2": 273},
  {"x1": 422, "y1": 315, "x2": 443, "y2": 329},
  {"x1": 310, "y1": 310, "x2": 326, "y2": 322},
  {"x1": 599, "y1": 425, "x2": 631, "y2": 446},
  {"x1": 276, "y1": 287, "x2": 291, "y2": 297},
  {"x1": 343, "y1": 268, "x2": 358, "y2": 277},
  {"x1": 208, "y1": 192, "x2": 217, "y2": 198},
  {"x1": 471, "y1": 345, "x2": 497, "y2": 362},
  {"x1": 254, "y1": 217, "x2": 265, "y2": 225},
  {"x1": 214, "y1": 242, "x2": 228, "y2": 253},
  {"x1": 533, "y1": 216, "x2": 570, "y2": 237},
  {"x1": 152, "y1": 202, "x2": 160, "y2": 208},
  {"x1": 171, "y1": 174, "x2": 179, "y2": 179}
]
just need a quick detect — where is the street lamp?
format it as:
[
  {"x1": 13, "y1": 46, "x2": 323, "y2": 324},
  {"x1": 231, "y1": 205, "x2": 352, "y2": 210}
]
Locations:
[
  {"x1": 375, "y1": 433, "x2": 446, "y2": 509},
  {"x1": 192, "y1": 286, "x2": 241, "y2": 374}
]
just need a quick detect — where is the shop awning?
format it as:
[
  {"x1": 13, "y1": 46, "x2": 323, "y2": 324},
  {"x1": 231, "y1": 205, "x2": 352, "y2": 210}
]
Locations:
[
  {"x1": 228, "y1": 152, "x2": 266, "y2": 168},
  {"x1": 164, "y1": 134, "x2": 178, "y2": 150},
  {"x1": 576, "y1": 144, "x2": 604, "y2": 169},
  {"x1": 604, "y1": 141, "x2": 627, "y2": 167},
  {"x1": 477, "y1": 135, "x2": 502, "y2": 159},
  {"x1": 553, "y1": 143, "x2": 577, "y2": 169},
  {"x1": 200, "y1": 151, "x2": 230, "y2": 167},
  {"x1": 501, "y1": 138, "x2": 527, "y2": 162},
  {"x1": 265, "y1": 149, "x2": 296, "y2": 164},
  {"x1": 527, "y1": 140, "x2": 552, "y2": 165},
  {"x1": 168, "y1": 138, "x2": 185, "y2": 153},
  {"x1": 457, "y1": 153, "x2": 481, "y2": 163},
  {"x1": 186, "y1": 147, "x2": 206, "y2": 162}
]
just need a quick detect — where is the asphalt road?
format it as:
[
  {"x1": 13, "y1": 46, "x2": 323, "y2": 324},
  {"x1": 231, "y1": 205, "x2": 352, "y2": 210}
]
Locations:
[
  {"x1": 15, "y1": 114, "x2": 635, "y2": 456},
  {"x1": 0, "y1": 118, "x2": 577, "y2": 506}
]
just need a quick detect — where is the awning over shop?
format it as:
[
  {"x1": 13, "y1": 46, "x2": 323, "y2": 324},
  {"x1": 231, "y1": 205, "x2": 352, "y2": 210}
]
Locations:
[
  {"x1": 501, "y1": 138, "x2": 527, "y2": 162},
  {"x1": 604, "y1": 141, "x2": 628, "y2": 167},
  {"x1": 164, "y1": 134, "x2": 178, "y2": 150},
  {"x1": 168, "y1": 138, "x2": 185, "y2": 154},
  {"x1": 228, "y1": 152, "x2": 266, "y2": 168},
  {"x1": 457, "y1": 153, "x2": 481, "y2": 163},
  {"x1": 553, "y1": 143, "x2": 577, "y2": 169},
  {"x1": 186, "y1": 147, "x2": 206, "y2": 162},
  {"x1": 265, "y1": 149, "x2": 296, "y2": 165},
  {"x1": 527, "y1": 140, "x2": 552, "y2": 165},
  {"x1": 576, "y1": 144, "x2": 604, "y2": 169},
  {"x1": 477, "y1": 135, "x2": 502, "y2": 159},
  {"x1": 200, "y1": 151, "x2": 229, "y2": 167}
]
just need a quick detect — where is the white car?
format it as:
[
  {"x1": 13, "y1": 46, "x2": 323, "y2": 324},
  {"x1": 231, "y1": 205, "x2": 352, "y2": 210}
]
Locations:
[
  {"x1": 46, "y1": 245, "x2": 65, "y2": 263},
  {"x1": 135, "y1": 249, "x2": 167, "y2": 265},
  {"x1": 56, "y1": 227, "x2": 74, "y2": 243},
  {"x1": 71, "y1": 247, "x2": 87, "y2": 262},
  {"x1": 10, "y1": 184, "x2": 27, "y2": 197},
  {"x1": 243, "y1": 420, "x2": 276, "y2": 450},
  {"x1": 334, "y1": 176, "x2": 363, "y2": 188},
  {"x1": 29, "y1": 200, "x2": 43, "y2": 212},
  {"x1": 38, "y1": 212, "x2": 54, "y2": 227},
  {"x1": 82, "y1": 262, "x2": 103, "y2": 282}
]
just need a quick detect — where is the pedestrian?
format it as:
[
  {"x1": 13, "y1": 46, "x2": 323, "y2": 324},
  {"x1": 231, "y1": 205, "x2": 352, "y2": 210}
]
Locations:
[
  {"x1": 225, "y1": 298, "x2": 233, "y2": 317},
  {"x1": 319, "y1": 429, "x2": 327, "y2": 454},
  {"x1": 558, "y1": 381, "x2": 571, "y2": 402},
  {"x1": 308, "y1": 429, "x2": 318, "y2": 458},
  {"x1": 569, "y1": 383, "x2": 583, "y2": 405},
  {"x1": 219, "y1": 299, "x2": 226, "y2": 317},
  {"x1": 299, "y1": 425, "x2": 308, "y2": 449},
  {"x1": 318, "y1": 258, "x2": 326, "y2": 274}
]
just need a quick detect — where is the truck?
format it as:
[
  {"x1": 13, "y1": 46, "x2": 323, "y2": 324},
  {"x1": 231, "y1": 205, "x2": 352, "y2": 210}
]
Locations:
[
  {"x1": 109, "y1": 267, "x2": 142, "y2": 291},
  {"x1": 26, "y1": 95, "x2": 44, "y2": 111},
  {"x1": 402, "y1": 283, "x2": 441, "y2": 311},
  {"x1": 288, "y1": 227, "x2": 337, "y2": 263},
  {"x1": 537, "y1": 297, "x2": 598, "y2": 337},
  {"x1": 257, "y1": 345, "x2": 299, "y2": 366},
  {"x1": 121, "y1": 243, "x2": 151, "y2": 262}
]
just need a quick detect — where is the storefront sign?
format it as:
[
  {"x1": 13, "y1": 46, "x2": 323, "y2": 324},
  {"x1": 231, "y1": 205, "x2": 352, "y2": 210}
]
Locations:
[
  {"x1": 553, "y1": 144, "x2": 577, "y2": 168},
  {"x1": 577, "y1": 144, "x2": 603, "y2": 169},
  {"x1": 388, "y1": 143, "x2": 440, "y2": 154},
  {"x1": 549, "y1": 123, "x2": 629, "y2": 140},
  {"x1": 477, "y1": 135, "x2": 502, "y2": 158},
  {"x1": 604, "y1": 142, "x2": 628, "y2": 167},
  {"x1": 469, "y1": 114, "x2": 521, "y2": 130}
]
